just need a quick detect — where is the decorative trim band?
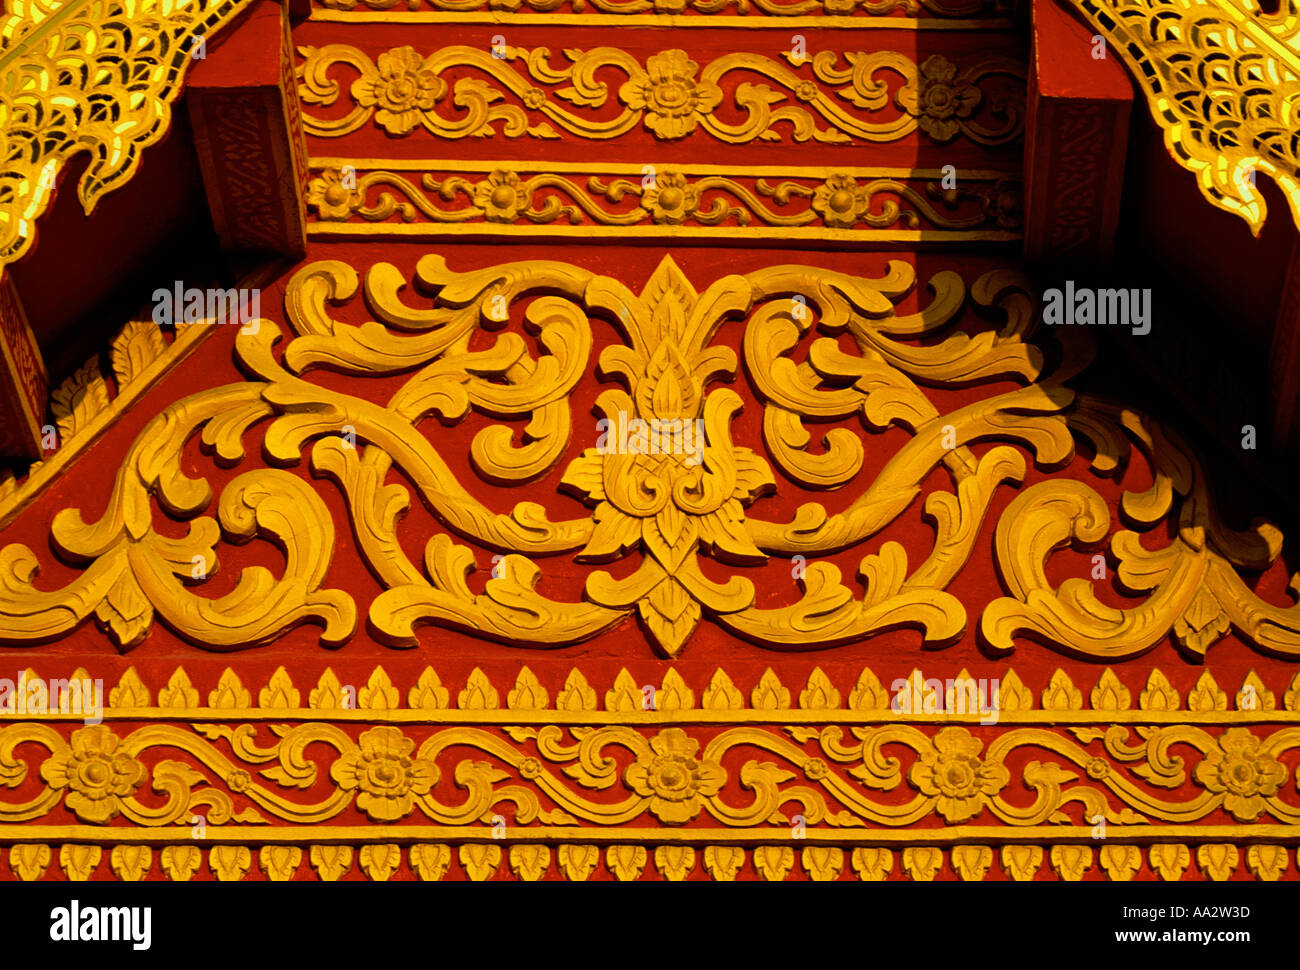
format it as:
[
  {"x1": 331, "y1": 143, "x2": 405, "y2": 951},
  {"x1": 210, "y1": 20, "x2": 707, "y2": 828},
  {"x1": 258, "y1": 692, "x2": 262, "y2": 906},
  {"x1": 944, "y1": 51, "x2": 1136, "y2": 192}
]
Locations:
[
  {"x1": 308, "y1": 11, "x2": 1016, "y2": 27},
  {"x1": 3, "y1": 840, "x2": 1290, "y2": 880},
  {"x1": 297, "y1": 45, "x2": 1025, "y2": 146},
  {"x1": 308, "y1": 0, "x2": 1012, "y2": 21},
  {"x1": 305, "y1": 159, "x2": 1023, "y2": 241},
  {"x1": 3, "y1": 663, "x2": 1299, "y2": 720},
  {"x1": 2, "y1": 666, "x2": 1297, "y2": 880}
]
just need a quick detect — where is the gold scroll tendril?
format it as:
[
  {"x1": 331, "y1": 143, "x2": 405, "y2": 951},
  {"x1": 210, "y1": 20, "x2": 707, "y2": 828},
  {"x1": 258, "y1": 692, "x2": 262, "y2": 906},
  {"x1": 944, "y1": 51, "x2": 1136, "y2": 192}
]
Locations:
[
  {"x1": 296, "y1": 45, "x2": 1025, "y2": 146},
  {"x1": 2, "y1": 256, "x2": 1299, "y2": 659}
]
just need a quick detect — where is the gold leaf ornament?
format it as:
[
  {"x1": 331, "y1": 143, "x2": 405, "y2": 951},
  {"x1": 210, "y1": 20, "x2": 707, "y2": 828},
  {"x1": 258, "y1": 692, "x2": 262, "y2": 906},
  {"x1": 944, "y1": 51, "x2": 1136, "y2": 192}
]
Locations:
[{"x1": 5, "y1": 252, "x2": 1300, "y2": 665}]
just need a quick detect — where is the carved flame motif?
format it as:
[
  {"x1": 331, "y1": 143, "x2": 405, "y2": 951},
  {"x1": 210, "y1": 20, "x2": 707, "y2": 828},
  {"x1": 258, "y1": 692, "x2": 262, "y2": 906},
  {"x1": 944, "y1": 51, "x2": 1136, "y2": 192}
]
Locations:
[{"x1": 2, "y1": 254, "x2": 1300, "y2": 660}]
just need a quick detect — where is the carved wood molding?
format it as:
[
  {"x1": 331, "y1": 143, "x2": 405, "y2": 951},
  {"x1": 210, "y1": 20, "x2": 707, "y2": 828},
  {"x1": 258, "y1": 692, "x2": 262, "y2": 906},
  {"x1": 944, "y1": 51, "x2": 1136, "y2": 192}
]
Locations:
[
  {"x1": 0, "y1": 254, "x2": 1298, "y2": 660},
  {"x1": 305, "y1": 159, "x2": 1023, "y2": 240},
  {"x1": 1, "y1": 663, "x2": 1299, "y2": 880},
  {"x1": 309, "y1": 0, "x2": 1012, "y2": 19},
  {"x1": 296, "y1": 45, "x2": 1026, "y2": 146}
]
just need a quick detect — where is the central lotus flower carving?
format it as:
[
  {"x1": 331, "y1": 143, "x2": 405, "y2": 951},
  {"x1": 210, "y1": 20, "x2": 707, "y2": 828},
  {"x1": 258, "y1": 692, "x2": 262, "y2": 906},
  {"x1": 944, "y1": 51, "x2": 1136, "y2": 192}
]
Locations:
[
  {"x1": 40, "y1": 725, "x2": 146, "y2": 824},
  {"x1": 561, "y1": 257, "x2": 775, "y2": 655}
]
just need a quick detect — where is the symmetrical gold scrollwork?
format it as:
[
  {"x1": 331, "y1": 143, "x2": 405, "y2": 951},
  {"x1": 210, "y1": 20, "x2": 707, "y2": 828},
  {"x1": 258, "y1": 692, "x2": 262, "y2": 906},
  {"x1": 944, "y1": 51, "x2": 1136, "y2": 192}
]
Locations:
[
  {"x1": 4, "y1": 714, "x2": 1299, "y2": 830},
  {"x1": 1065, "y1": 0, "x2": 1300, "y2": 235},
  {"x1": 3, "y1": 665, "x2": 1296, "y2": 879},
  {"x1": 1, "y1": 254, "x2": 1298, "y2": 659},
  {"x1": 297, "y1": 45, "x2": 1025, "y2": 146},
  {"x1": 306, "y1": 163, "x2": 1023, "y2": 235},
  {"x1": 0, "y1": 0, "x2": 254, "y2": 270}
]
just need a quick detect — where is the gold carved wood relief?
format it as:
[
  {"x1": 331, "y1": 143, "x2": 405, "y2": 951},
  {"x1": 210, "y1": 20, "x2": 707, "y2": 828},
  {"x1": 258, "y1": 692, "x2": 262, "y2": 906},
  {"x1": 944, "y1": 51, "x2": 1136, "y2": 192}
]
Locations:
[
  {"x1": 1, "y1": 254, "x2": 1298, "y2": 660},
  {"x1": 304, "y1": 160, "x2": 1023, "y2": 240},
  {"x1": 2, "y1": 664, "x2": 1299, "y2": 880},
  {"x1": 296, "y1": 45, "x2": 1025, "y2": 145},
  {"x1": 1063, "y1": 0, "x2": 1300, "y2": 235}
]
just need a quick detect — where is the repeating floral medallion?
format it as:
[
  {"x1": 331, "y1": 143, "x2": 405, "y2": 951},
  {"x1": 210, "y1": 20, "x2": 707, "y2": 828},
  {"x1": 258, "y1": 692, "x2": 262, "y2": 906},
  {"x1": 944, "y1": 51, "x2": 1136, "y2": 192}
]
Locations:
[{"x1": 297, "y1": 45, "x2": 1025, "y2": 146}]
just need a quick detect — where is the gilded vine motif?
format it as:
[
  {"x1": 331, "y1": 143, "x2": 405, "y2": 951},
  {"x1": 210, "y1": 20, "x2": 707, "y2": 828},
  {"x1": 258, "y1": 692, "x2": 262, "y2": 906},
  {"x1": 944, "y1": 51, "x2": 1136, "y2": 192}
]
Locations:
[
  {"x1": 313, "y1": 0, "x2": 1010, "y2": 17},
  {"x1": 1, "y1": 254, "x2": 1298, "y2": 658},
  {"x1": 3, "y1": 665, "x2": 1297, "y2": 878},
  {"x1": 305, "y1": 164, "x2": 1023, "y2": 233},
  {"x1": 5, "y1": 716, "x2": 1300, "y2": 830},
  {"x1": 296, "y1": 45, "x2": 1025, "y2": 146}
]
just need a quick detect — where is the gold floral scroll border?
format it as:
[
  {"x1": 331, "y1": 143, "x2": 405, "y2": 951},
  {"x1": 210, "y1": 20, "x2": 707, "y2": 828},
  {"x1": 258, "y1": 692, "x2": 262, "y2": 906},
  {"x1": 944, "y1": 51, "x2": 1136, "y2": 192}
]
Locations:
[
  {"x1": 0, "y1": 0, "x2": 256, "y2": 272},
  {"x1": 305, "y1": 158, "x2": 1023, "y2": 240},
  {"x1": 2, "y1": 664, "x2": 1300, "y2": 881},
  {"x1": 1064, "y1": 0, "x2": 1300, "y2": 236},
  {"x1": 309, "y1": 0, "x2": 1012, "y2": 23},
  {"x1": 297, "y1": 45, "x2": 1025, "y2": 146}
]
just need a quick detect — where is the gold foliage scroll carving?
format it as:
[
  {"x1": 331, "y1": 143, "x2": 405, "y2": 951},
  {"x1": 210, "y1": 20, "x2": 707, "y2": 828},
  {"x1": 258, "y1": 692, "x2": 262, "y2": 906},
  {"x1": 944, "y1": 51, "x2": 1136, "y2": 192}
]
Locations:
[
  {"x1": 1, "y1": 253, "x2": 1299, "y2": 659},
  {"x1": 4, "y1": 718, "x2": 1294, "y2": 829},
  {"x1": 305, "y1": 163, "x2": 1023, "y2": 236},
  {"x1": 0, "y1": 0, "x2": 255, "y2": 270},
  {"x1": 4, "y1": 665, "x2": 1299, "y2": 880},
  {"x1": 3, "y1": 696, "x2": 1300, "y2": 830},
  {"x1": 313, "y1": 0, "x2": 1009, "y2": 19},
  {"x1": 296, "y1": 45, "x2": 1025, "y2": 146},
  {"x1": 1065, "y1": 0, "x2": 1300, "y2": 235}
]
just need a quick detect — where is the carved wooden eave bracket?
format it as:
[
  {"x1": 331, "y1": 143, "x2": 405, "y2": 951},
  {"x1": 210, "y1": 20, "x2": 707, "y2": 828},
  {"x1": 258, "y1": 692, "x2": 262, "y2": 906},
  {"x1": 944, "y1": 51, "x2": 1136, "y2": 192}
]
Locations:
[
  {"x1": 1062, "y1": 0, "x2": 1300, "y2": 237},
  {"x1": 0, "y1": 0, "x2": 258, "y2": 275}
]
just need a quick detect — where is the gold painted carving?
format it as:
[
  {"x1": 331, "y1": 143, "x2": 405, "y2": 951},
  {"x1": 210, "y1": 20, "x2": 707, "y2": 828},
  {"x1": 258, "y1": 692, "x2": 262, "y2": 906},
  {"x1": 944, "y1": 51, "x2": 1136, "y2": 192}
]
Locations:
[
  {"x1": 3, "y1": 840, "x2": 1285, "y2": 880},
  {"x1": 0, "y1": 308, "x2": 220, "y2": 530},
  {"x1": 297, "y1": 45, "x2": 1025, "y2": 145},
  {"x1": 1066, "y1": 0, "x2": 1300, "y2": 235},
  {"x1": 0, "y1": 0, "x2": 255, "y2": 271},
  {"x1": 2, "y1": 664, "x2": 1300, "y2": 827},
  {"x1": 2, "y1": 255, "x2": 1300, "y2": 659},
  {"x1": 3, "y1": 664, "x2": 1298, "y2": 879},
  {"x1": 312, "y1": 0, "x2": 1009, "y2": 18},
  {"x1": 306, "y1": 162, "x2": 1023, "y2": 236}
]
